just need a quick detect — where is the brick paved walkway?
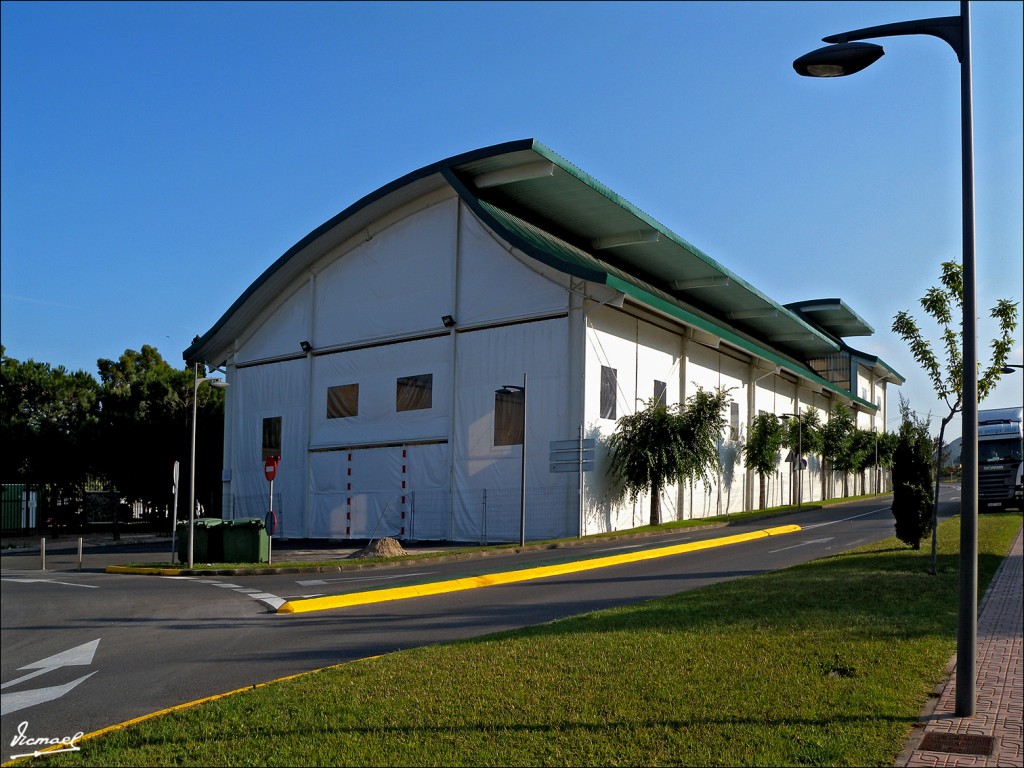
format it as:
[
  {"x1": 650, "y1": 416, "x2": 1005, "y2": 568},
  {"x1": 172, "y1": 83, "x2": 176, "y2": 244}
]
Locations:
[{"x1": 896, "y1": 525, "x2": 1023, "y2": 767}]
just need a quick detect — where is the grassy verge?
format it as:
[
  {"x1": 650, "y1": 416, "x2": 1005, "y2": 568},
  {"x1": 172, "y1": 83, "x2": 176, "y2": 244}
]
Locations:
[{"x1": 41, "y1": 512, "x2": 1021, "y2": 767}]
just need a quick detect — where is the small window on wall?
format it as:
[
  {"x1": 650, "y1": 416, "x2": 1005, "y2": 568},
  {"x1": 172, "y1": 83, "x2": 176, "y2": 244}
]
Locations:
[
  {"x1": 327, "y1": 384, "x2": 359, "y2": 419},
  {"x1": 494, "y1": 388, "x2": 525, "y2": 446},
  {"x1": 397, "y1": 374, "x2": 433, "y2": 412},
  {"x1": 262, "y1": 417, "x2": 282, "y2": 459},
  {"x1": 653, "y1": 380, "x2": 667, "y2": 407},
  {"x1": 600, "y1": 366, "x2": 617, "y2": 420},
  {"x1": 730, "y1": 401, "x2": 740, "y2": 440}
]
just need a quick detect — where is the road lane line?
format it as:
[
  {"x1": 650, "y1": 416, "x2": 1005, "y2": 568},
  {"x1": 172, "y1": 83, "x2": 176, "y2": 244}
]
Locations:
[{"x1": 278, "y1": 524, "x2": 801, "y2": 615}]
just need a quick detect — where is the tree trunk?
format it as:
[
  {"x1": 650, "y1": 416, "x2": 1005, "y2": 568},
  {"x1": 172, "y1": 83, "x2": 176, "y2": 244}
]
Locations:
[
  {"x1": 759, "y1": 473, "x2": 767, "y2": 510},
  {"x1": 929, "y1": 415, "x2": 953, "y2": 576},
  {"x1": 650, "y1": 480, "x2": 661, "y2": 527}
]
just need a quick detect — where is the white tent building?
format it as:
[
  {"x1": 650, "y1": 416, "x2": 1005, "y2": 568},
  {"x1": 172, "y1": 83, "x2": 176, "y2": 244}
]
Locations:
[{"x1": 185, "y1": 139, "x2": 903, "y2": 543}]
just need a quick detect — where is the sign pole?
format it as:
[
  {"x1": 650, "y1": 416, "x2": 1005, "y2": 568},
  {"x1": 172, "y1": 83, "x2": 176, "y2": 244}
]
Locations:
[
  {"x1": 264, "y1": 455, "x2": 279, "y2": 565},
  {"x1": 171, "y1": 461, "x2": 180, "y2": 563},
  {"x1": 578, "y1": 423, "x2": 584, "y2": 538}
]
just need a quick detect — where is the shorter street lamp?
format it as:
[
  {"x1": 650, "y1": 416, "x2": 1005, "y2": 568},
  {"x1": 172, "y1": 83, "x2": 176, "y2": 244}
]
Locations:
[
  {"x1": 496, "y1": 374, "x2": 527, "y2": 547},
  {"x1": 188, "y1": 362, "x2": 228, "y2": 569},
  {"x1": 1000, "y1": 364, "x2": 1023, "y2": 374},
  {"x1": 779, "y1": 414, "x2": 803, "y2": 510}
]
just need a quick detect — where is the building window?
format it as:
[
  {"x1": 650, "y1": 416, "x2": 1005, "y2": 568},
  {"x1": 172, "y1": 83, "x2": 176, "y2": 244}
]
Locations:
[
  {"x1": 262, "y1": 417, "x2": 282, "y2": 459},
  {"x1": 654, "y1": 380, "x2": 667, "y2": 407},
  {"x1": 396, "y1": 374, "x2": 433, "y2": 412},
  {"x1": 600, "y1": 366, "x2": 617, "y2": 420},
  {"x1": 327, "y1": 384, "x2": 359, "y2": 419},
  {"x1": 730, "y1": 401, "x2": 740, "y2": 440},
  {"x1": 494, "y1": 387, "x2": 524, "y2": 446}
]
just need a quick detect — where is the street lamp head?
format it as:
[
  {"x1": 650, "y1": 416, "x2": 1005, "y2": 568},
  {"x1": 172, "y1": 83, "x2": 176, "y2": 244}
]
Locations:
[{"x1": 794, "y1": 41, "x2": 885, "y2": 77}]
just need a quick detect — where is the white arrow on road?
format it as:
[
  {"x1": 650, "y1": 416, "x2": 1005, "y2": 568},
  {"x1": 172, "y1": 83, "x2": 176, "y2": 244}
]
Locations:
[
  {"x1": 1, "y1": 639, "x2": 100, "y2": 716},
  {"x1": 769, "y1": 537, "x2": 834, "y2": 554},
  {"x1": 1, "y1": 673, "x2": 97, "y2": 716}
]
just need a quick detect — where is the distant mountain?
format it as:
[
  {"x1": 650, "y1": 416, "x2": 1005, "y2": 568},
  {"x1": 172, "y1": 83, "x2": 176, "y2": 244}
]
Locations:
[{"x1": 943, "y1": 437, "x2": 963, "y2": 467}]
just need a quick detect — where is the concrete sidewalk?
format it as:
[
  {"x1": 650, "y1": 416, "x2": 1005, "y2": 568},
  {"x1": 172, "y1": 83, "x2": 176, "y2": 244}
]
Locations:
[{"x1": 896, "y1": 526, "x2": 1023, "y2": 768}]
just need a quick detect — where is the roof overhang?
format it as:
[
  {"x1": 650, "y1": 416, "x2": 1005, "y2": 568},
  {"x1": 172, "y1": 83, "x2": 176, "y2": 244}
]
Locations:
[{"x1": 785, "y1": 298, "x2": 874, "y2": 338}]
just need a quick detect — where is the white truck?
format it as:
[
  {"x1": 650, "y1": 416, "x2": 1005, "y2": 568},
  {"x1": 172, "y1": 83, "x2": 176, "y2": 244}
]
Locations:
[{"x1": 977, "y1": 406, "x2": 1023, "y2": 510}]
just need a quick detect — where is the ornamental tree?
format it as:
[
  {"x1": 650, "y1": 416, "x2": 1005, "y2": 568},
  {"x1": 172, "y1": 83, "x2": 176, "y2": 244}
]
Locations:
[{"x1": 608, "y1": 387, "x2": 731, "y2": 526}]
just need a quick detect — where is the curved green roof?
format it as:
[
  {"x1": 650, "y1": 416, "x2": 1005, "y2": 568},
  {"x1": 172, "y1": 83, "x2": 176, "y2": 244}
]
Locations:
[{"x1": 186, "y1": 139, "x2": 896, "y2": 410}]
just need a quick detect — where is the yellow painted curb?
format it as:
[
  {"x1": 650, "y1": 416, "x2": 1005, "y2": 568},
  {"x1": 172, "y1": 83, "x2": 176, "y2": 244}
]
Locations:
[{"x1": 278, "y1": 524, "x2": 801, "y2": 614}]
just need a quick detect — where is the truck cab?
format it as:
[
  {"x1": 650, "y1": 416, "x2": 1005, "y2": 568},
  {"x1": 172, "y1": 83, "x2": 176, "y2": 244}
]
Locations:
[{"x1": 978, "y1": 406, "x2": 1023, "y2": 511}]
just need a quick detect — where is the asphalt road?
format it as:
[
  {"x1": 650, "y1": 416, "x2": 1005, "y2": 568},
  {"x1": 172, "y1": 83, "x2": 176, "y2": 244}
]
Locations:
[{"x1": 0, "y1": 488, "x2": 960, "y2": 760}]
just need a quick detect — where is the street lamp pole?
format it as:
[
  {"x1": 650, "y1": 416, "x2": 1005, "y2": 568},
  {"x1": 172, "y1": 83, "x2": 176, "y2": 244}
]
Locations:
[
  {"x1": 520, "y1": 372, "x2": 527, "y2": 547},
  {"x1": 188, "y1": 362, "x2": 228, "y2": 570},
  {"x1": 496, "y1": 374, "x2": 528, "y2": 547},
  {"x1": 794, "y1": 1, "x2": 978, "y2": 716}
]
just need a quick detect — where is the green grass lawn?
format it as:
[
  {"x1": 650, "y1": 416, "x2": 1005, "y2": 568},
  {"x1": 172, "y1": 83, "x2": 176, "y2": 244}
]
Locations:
[{"x1": 33, "y1": 512, "x2": 1022, "y2": 767}]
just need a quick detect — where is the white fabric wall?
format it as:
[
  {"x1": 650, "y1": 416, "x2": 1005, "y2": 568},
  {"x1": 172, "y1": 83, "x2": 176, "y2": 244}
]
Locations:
[
  {"x1": 582, "y1": 309, "x2": 688, "y2": 533},
  {"x1": 313, "y1": 199, "x2": 457, "y2": 347},
  {"x1": 309, "y1": 335, "x2": 451, "y2": 448},
  {"x1": 453, "y1": 318, "x2": 574, "y2": 542},
  {"x1": 309, "y1": 450, "x2": 345, "y2": 538},
  {"x1": 456, "y1": 203, "x2": 569, "y2": 324},
  {"x1": 236, "y1": 281, "x2": 310, "y2": 364},
  {"x1": 228, "y1": 358, "x2": 309, "y2": 538}
]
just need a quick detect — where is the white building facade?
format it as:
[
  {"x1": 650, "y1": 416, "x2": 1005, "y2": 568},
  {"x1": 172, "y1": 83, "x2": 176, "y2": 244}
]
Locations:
[{"x1": 186, "y1": 140, "x2": 902, "y2": 542}]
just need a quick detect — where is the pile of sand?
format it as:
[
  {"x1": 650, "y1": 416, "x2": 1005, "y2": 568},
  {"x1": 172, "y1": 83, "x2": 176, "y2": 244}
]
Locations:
[{"x1": 349, "y1": 536, "x2": 408, "y2": 559}]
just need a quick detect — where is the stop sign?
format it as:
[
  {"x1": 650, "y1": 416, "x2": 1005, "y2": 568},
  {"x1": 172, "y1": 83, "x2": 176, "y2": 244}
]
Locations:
[{"x1": 264, "y1": 456, "x2": 279, "y2": 482}]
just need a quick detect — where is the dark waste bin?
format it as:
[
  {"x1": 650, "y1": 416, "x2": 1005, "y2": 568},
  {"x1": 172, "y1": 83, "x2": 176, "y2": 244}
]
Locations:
[
  {"x1": 221, "y1": 518, "x2": 269, "y2": 563},
  {"x1": 176, "y1": 519, "x2": 224, "y2": 564}
]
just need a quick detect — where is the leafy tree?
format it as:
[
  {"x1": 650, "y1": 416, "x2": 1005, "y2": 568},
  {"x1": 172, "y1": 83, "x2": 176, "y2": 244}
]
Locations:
[
  {"x1": 876, "y1": 430, "x2": 899, "y2": 493},
  {"x1": 97, "y1": 346, "x2": 225, "y2": 519},
  {"x1": 608, "y1": 387, "x2": 731, "y2": 526},
  {"x1": 890, "y1": 400, "x2": 935, "y2": 550},
  {"x1": 781, "y1": 407, "x2": 822, "y2": 505},
  {"x1": 742, "y1": 412, "x2": 783, "y2": 510},
  {"x1": 892, "y1": 260, "x2": 1018, "y2": 568},
  {"x1": 849, "y1": 428, "x2": 879, "y2": 495},
  {"x1": 0, "y1": 346, "x2": 101, "y2": 527},
  {"x1": 820, "y1": 404, "x2": 856, "y2": 498}
]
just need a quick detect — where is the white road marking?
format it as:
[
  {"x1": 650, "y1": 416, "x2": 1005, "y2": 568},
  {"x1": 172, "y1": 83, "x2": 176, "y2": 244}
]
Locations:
[
  {"x1": 296, "y1": 571, "x2": 435, "y2": 586},
  {"x1": 1, "y1": 578, "x2": 98, "y2": 589},
  {"x1": 769, "y1": 537, "x2": 835, "y2": 554},
  {"x1": 801, "y1": 508, "x2": 888, "y2": 529}
]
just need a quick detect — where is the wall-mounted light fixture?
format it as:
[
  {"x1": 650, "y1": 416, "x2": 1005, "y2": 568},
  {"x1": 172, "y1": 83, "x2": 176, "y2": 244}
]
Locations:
[
  {"x1": 441, "y1": 315, "x2": 456, "y2": 328},
  {"x1": 300, "y1": 340, "x2": 312, "y2": 353}
]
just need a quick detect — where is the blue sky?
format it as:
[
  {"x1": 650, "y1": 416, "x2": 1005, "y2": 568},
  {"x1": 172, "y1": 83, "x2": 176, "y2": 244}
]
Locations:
[{"x1": 2, "y1": 1, "x2": 1021, "y2": 443}]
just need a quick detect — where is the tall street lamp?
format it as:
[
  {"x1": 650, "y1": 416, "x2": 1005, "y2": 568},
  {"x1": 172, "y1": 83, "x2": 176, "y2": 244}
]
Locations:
[
  {"x1": 188, "y1": 362, "x2": 228, "y2": 569},
  {"x1": 779, "y1": 414, "x2": 803, "y2": 510},
  {"x1": 496, "y1": 373, "x2": 527, "y2": 547},
  {"x1": 794, "y1": 1, "x2": 978, "y2": 716}
]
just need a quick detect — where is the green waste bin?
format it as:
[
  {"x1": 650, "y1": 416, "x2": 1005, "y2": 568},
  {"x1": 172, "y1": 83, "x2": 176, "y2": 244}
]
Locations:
[
  {"x1": 176, "y1": 519, "x2": 224, "y2": 564},
  {"x1": 222, "y1": 518, "x2": 269, "y2": 563}
]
